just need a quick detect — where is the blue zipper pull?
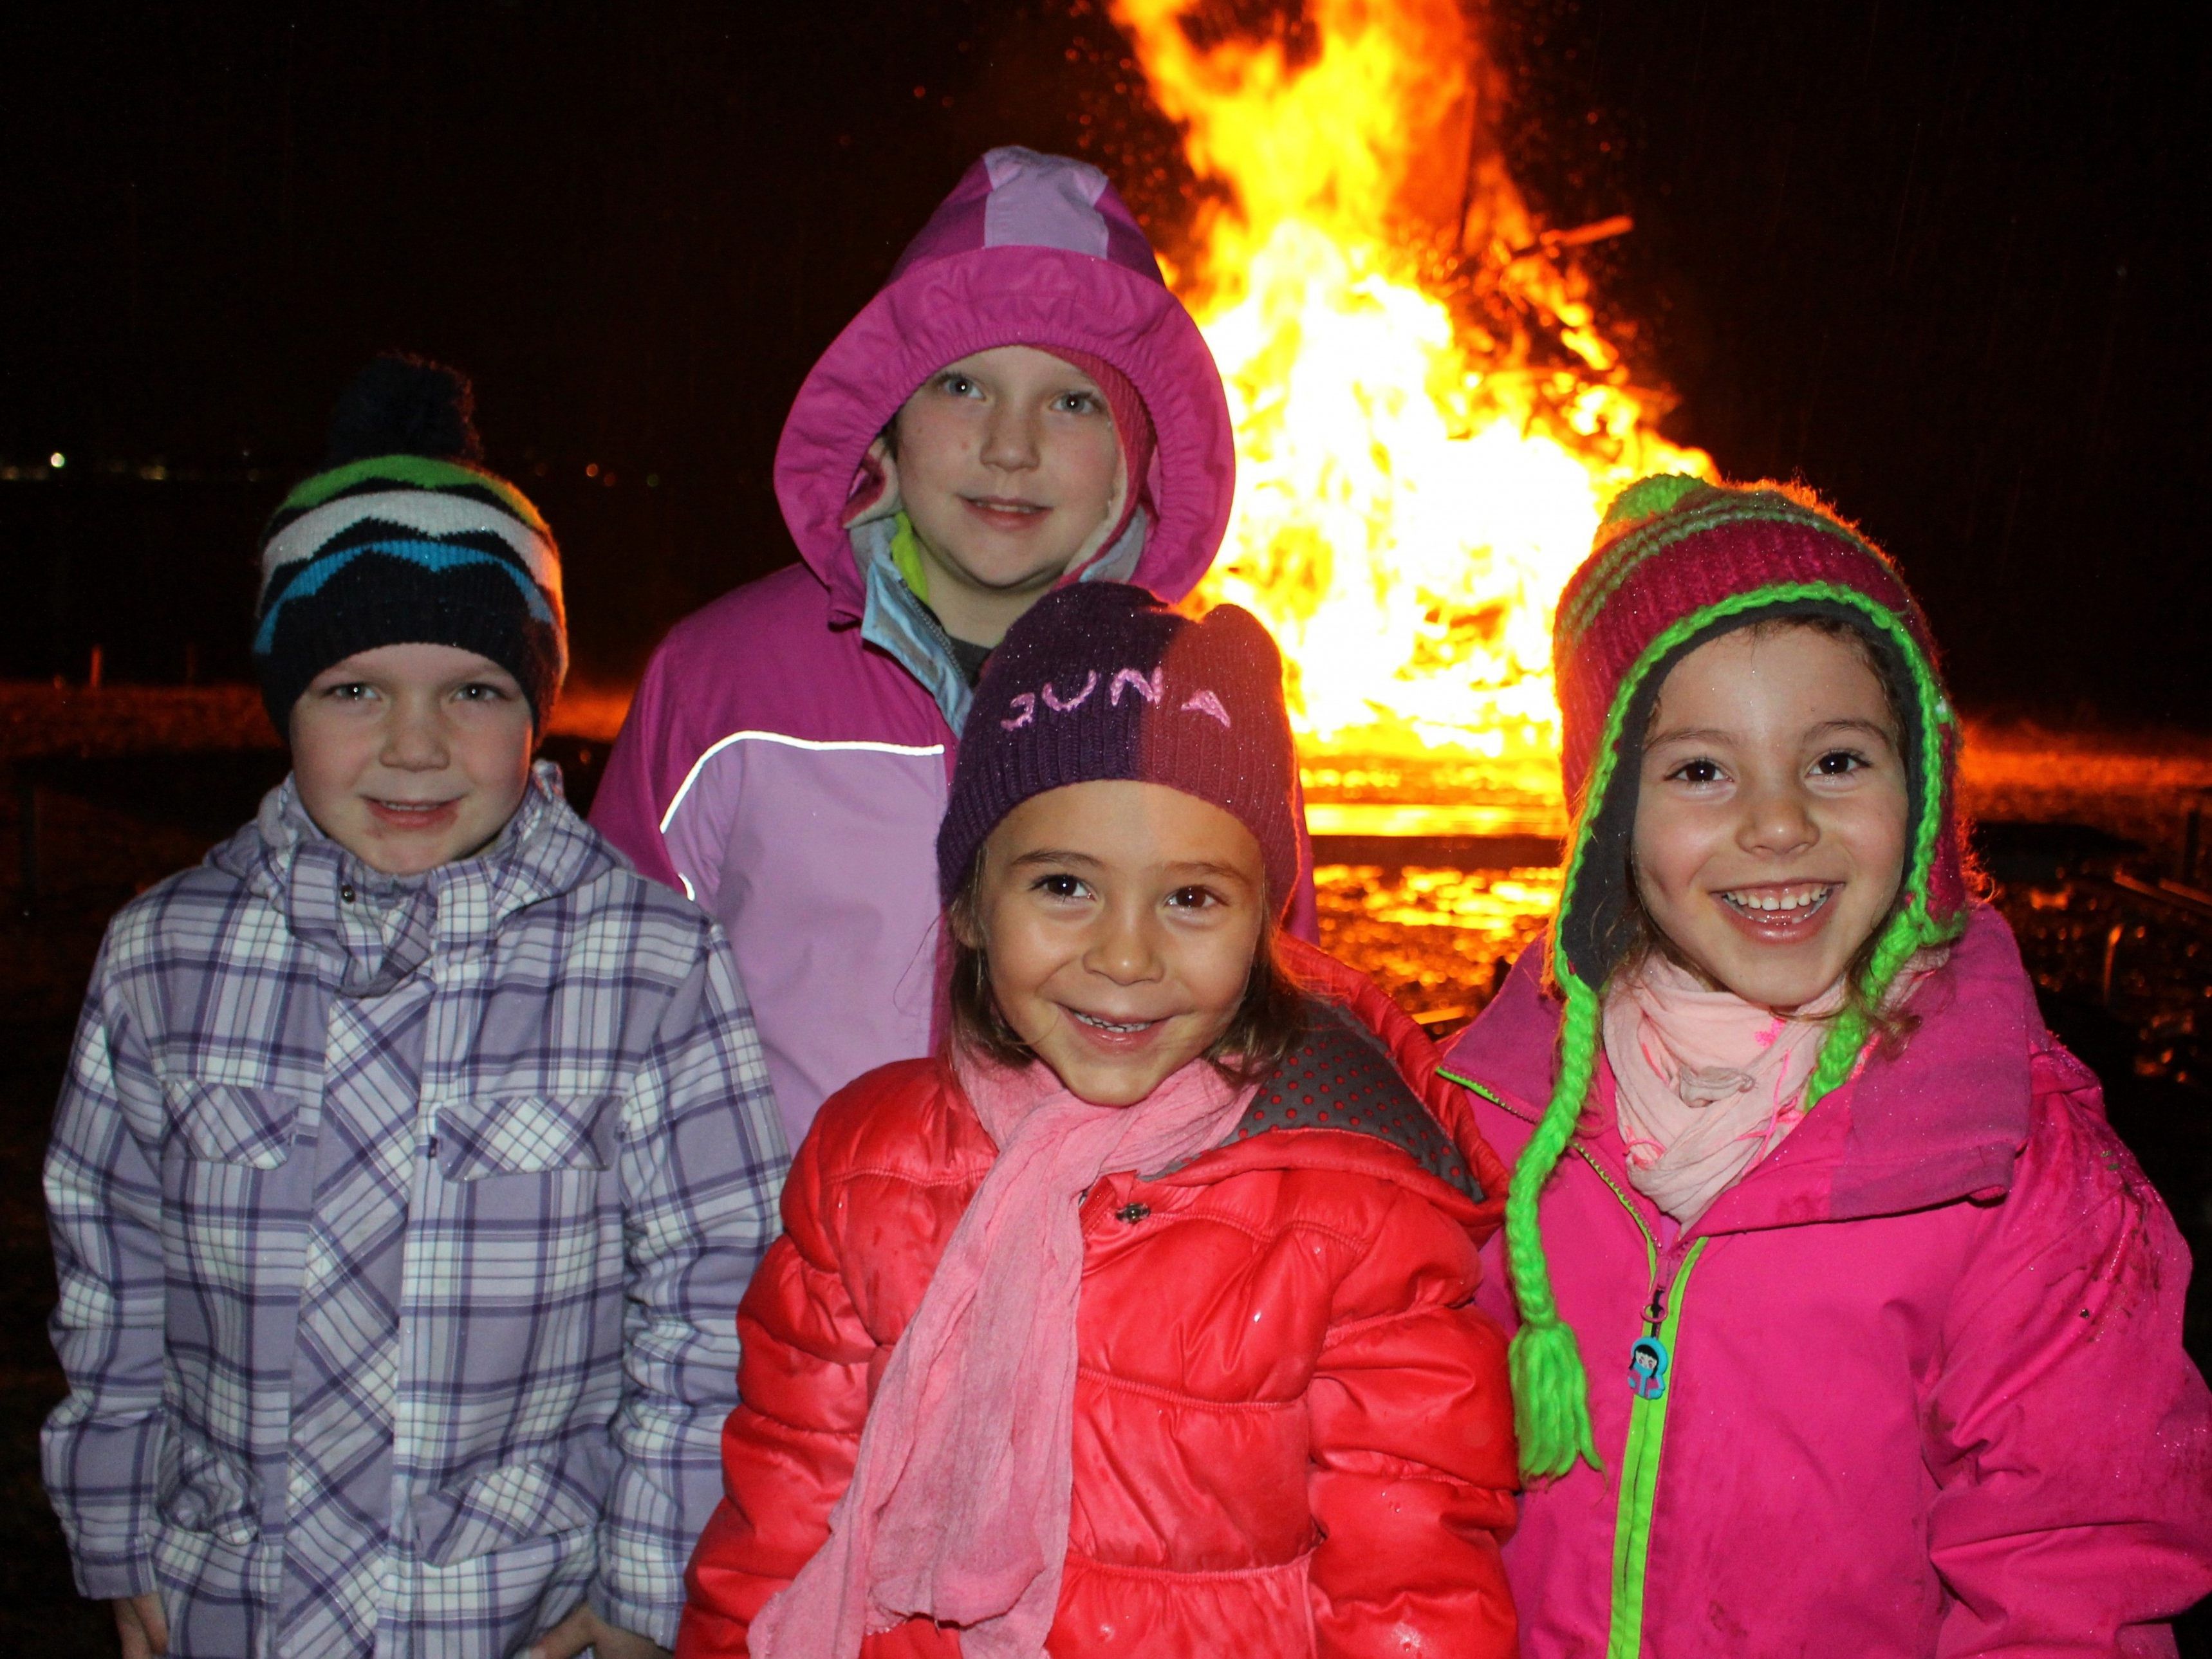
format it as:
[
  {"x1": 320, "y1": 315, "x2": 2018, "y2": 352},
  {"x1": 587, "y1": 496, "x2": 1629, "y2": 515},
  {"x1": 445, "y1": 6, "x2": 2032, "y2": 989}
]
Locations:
[{"x1": 1631, "y1": 1277, "x2": 1672, "y2": 1398}]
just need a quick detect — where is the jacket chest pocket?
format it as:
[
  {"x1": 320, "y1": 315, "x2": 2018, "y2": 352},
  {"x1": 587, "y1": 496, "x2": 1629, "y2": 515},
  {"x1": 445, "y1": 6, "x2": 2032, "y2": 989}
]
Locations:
[
  {"x1": 163, "y1": 1080, "x2": 308, "y2": 1169},
  {"x1": 434, "y1": 1094, "x2": 622, "y2": 1182},
  {"x1": 427, "y1": 1095, "x2": 625, "y2": 1311}
]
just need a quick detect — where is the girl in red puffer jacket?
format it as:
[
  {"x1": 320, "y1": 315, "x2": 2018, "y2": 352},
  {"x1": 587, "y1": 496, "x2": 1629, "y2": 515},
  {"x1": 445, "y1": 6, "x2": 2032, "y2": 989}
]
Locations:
[{"x1": 678, "y1": 582, "x2": 1520, "y2": 1659}]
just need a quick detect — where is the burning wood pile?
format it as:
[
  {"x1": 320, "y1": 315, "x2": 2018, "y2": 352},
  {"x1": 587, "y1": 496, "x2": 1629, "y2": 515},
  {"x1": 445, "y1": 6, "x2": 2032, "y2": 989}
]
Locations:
[
  {"x1": 1104, "y1": 0, "x2": 1718, "y2": 1017},
  {"x1": 1115, "y1": 0, "x2": 1711, "y2": 788}
]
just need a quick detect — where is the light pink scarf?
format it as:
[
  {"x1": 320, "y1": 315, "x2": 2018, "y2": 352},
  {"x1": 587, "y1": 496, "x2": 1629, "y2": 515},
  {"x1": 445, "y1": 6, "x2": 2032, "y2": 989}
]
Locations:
[
  {"x1": 750, "y1": 1052, "x2": 1255, "y2": 1659},
  {"x1": 1602, "y1": 954, "x2": 1845, "y2": 1225}
]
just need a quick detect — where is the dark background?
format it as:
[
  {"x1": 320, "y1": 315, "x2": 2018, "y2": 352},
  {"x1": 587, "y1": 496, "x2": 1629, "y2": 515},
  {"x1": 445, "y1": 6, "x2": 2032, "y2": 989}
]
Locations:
[
  {"x1": 1, "y1": 0, "x2": 2205, "y2": 714},
  {"x1": 1, "y1": 8, "x2": 2209, "y2": 1650}
]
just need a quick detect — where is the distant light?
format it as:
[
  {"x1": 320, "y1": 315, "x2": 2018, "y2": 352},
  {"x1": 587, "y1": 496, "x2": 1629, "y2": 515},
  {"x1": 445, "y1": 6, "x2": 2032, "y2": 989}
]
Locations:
[
  {"x1": 48, "y1": 451, "x2": 64, "y2": 469},
  {"x1": 646, "y1": 473, "x2": 661, "y2": 488},
  {"x1": 584, "y1": 463, "x2": 599, "y2": 478}
]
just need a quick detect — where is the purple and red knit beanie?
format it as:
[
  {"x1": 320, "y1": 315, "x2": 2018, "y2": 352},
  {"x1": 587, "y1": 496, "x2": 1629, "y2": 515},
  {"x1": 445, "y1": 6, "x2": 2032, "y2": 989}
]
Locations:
[{"x1": 937, "y1": 582, "x2": 1301, "y2": 912}]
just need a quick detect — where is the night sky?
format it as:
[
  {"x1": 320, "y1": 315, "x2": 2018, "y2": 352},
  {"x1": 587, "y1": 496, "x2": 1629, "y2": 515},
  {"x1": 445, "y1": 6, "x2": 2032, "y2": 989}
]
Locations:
[{"x1": 3, "y1": 1, "x2": 2206, "y2": 721}]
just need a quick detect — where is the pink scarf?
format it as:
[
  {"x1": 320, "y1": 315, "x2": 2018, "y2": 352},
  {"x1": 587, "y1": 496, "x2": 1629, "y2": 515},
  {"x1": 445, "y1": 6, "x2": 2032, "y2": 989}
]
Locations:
[
  {"x1": 750, "y1": 1052, "x2": 1255, "y2": 1659},
  {"x1": 1602, "y1": 954, "x2": 1844, "y2": 1225}
]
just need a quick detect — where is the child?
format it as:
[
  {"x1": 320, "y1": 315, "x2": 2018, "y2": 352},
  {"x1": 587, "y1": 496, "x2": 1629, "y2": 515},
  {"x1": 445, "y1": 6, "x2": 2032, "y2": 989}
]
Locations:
[
  {"x1": 591, "y1": 146, "x2": 1312, "y2": 1151},
  {"x1": 42, "y1": 358, "x2": 790, "y2": 1659},
  {"x1": 1442, "y1": 475, "x2": 2212, "y2": 1655},
  {"x1": 677, "y1": 583, "x2": 1518, "y2": 1658}
]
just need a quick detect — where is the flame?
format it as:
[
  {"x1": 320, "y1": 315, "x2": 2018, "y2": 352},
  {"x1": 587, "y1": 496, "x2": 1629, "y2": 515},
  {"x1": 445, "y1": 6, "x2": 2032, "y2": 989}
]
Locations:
[{"x1": 1113, "y1": 0, "x2": 1713, "y2": 792}]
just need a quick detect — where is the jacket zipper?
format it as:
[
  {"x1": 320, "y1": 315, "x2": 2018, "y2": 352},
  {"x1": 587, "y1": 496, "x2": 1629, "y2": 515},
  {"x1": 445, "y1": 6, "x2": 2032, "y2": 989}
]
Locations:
[
  {"x1": 1440, "y1": 1066, "x2": 1706, "y2": 1659},
  {"x1": 1573, "y1": 1144, "x2": 1705, "y2": 1659}
]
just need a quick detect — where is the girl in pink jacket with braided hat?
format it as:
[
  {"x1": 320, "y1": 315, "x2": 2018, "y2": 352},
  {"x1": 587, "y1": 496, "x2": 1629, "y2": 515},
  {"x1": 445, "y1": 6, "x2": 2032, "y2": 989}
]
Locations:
[
  {"x1": 592, "y1": 148, "x2": 1312, "y2": 1148},
  {"x1": 1440, "y1": 474, "x2": 2212, "y2": 1656}
]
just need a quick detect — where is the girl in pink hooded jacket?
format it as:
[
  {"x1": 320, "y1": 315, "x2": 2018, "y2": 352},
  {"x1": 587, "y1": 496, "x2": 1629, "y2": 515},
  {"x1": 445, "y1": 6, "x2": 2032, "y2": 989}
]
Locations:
[
  {"x1": 592, "y1": 148, "x2": 1305, "y2": 1148},
  {"x1": 1442, "y1": 474, "x2": 2212, "y2": 1656}
]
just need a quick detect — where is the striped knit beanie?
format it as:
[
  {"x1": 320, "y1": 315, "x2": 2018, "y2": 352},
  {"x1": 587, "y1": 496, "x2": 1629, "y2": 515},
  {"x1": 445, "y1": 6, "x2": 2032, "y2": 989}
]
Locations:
[
  {"x1": 1505, "y1": 474, "x2": 1969, "y2": 1479},
  {"x1": 254, "y1": 356, "x2": 566, "y2": 730}
]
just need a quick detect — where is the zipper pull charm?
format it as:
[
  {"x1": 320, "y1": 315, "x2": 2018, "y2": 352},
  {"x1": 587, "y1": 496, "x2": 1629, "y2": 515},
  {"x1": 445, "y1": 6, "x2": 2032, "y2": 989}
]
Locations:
[{"x1": 1628, "y1": 1335, "x2": 1671, "y2": 1400}]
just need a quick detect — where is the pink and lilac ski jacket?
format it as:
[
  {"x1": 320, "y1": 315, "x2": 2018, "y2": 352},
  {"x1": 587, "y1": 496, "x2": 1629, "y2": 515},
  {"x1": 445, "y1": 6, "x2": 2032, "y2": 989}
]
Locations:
[
  {"x1": 592, "y1": 148, "x2": 1295, "y2": 1147},
  {"x1": 1442, "y1": 905, "x2": 2212, "y2": 1657}
]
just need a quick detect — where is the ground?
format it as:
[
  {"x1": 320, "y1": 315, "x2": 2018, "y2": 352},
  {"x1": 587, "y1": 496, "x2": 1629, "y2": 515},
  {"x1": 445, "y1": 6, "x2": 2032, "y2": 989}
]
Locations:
[{"x1": 3, "y1": 685, "x2": 2207, "y2": 1651}]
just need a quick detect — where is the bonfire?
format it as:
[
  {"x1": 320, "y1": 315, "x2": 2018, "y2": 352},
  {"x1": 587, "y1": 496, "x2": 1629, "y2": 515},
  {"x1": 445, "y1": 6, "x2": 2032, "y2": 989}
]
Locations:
[{"x1": 1113, "y1": 0, "x2": 1713, "y2": 801}]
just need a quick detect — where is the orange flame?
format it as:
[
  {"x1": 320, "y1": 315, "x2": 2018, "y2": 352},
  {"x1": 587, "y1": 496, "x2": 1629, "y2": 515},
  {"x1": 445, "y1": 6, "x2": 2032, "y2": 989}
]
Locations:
[{"x1": 1113, "y1": 0, "x2": 1712, "y2": 793}]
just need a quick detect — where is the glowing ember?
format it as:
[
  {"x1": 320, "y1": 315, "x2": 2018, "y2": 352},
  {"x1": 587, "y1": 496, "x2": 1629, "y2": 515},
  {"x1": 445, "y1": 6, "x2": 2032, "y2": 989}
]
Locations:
[
  {"x1": 1315, "y1": 864, "x2": 1564, "y2": 1023},
  {"x1": 1113, "y1": 0, "x2": 1713, "y2": 787}
]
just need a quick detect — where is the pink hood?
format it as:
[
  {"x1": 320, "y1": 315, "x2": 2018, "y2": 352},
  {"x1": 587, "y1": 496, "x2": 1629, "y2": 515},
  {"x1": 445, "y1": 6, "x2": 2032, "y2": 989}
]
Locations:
[{"x1": 773, "y1": 147, "x2": 1236, "y2": 618}]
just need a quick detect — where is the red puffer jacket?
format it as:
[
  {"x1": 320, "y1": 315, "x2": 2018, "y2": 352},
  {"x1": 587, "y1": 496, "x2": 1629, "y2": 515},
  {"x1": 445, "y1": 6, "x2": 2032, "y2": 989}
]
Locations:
[{"x1": 679, "y1": 942, "x2": 1520, "y2": 1657}]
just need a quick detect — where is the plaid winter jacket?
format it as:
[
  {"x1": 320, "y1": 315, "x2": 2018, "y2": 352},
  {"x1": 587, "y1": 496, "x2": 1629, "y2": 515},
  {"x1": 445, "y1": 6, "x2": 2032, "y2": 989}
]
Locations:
[{"x1": 43, "y1": 765, "x2": 788, "y2": 1658}]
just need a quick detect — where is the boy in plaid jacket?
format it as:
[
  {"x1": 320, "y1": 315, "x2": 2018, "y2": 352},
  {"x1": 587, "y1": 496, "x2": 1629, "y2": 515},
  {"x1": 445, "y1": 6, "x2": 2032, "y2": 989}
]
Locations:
[{"x1": 42, "y1": 360, "x2": 789, "y2": 1659}]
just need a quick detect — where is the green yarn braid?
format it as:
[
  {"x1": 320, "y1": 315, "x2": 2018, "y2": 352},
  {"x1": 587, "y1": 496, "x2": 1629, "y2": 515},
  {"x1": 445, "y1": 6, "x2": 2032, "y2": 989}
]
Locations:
[
  {"x1": 1801, "y1": 904, "x2": 1917, "y2": 1109},
  {"x1": 1801, "y1": 625, "x2": 1966, "y2": 1110},
  {"x1": 1503, "y1": 976, "x2": 1605, "y2": 1480}
]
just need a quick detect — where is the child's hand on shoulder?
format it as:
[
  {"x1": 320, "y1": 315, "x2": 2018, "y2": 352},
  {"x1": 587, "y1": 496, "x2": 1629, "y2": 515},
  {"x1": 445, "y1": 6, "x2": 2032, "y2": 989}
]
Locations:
[{"x1": 530, "y1": 1603, "x2": 672, "y2": 1659}]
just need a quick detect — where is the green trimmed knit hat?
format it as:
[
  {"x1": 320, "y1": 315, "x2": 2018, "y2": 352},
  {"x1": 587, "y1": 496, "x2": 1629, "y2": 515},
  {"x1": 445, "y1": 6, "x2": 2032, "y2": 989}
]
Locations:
[
  {"x1": 1505, "y1": 474, "x2": 1970, "y2": 1479},
  {"x1": 253, "y1": 356, "x2": 566, "y2": 730}
]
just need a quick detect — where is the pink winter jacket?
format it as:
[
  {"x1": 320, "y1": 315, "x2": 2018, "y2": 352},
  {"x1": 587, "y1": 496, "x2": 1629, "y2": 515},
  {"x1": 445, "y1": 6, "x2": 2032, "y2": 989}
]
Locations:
[
  {"x1": 592, "y1": 150, "x2": 1309, "y2": 1147},
  {"x1": 1442, "y1": 905, "x2": 2212, "y2": 1657}
]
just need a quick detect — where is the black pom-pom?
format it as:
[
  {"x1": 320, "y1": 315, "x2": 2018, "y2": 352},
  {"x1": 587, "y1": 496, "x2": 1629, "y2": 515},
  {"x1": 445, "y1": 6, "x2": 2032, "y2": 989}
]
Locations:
[{"x1": 323, "y1": 353, "x2": 483, "y2": 467}]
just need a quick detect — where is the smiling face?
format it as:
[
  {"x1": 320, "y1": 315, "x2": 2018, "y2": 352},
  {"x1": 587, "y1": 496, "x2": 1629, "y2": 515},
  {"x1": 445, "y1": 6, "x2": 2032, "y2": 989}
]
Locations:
[
  {"x1": 890, "y1": 345, "x2": 1124, "y2": 647},
  {"x1": 288, "y1": 642, "x2": 537, "y2": 876},
  {"x1": 963, "y1": 780, "x2": 1268, "y2": 1107},
  {"x1": 1630, "y1": 622, "x2": 1910, "y2": 1010}
]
